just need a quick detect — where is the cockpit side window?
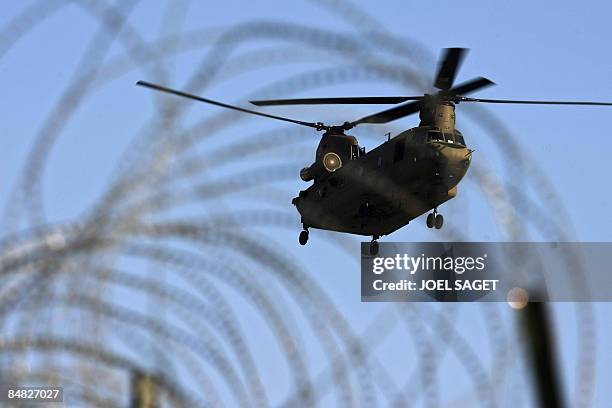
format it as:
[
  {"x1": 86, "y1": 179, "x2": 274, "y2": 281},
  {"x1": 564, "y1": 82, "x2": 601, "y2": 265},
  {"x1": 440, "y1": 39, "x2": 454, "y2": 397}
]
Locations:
[
  {"x1": 444, "y1": 133, "x2": 455, "y2": 143},
  {"x1": 393, "y1": 140, "x2": 405, "y2": 162},
  {"x1": 454, "y1": 133, "x2": 465, "y2": 146}
]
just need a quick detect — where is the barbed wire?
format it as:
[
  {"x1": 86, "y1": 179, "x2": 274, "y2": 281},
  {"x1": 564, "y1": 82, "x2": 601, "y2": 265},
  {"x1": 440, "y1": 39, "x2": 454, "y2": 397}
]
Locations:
[{"x1": 0, "y1": 0, "x2": 598, "y2": 407}]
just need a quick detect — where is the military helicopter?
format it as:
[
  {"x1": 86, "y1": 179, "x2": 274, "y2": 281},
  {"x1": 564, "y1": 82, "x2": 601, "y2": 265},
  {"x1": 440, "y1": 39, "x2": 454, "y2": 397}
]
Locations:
[{"x1": 137, "y1": 48, "x2": 612, "y2": 255}]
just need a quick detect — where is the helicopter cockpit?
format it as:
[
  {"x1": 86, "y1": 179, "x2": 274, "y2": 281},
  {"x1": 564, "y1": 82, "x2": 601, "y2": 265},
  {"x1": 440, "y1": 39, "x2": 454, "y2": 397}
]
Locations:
[{"x1": 426, "y1": 129, "x2": 466, "y2": 146}]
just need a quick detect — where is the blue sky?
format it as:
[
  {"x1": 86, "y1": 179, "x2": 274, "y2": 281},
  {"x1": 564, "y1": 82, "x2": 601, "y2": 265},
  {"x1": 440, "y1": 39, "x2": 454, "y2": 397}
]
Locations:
[{"x1": 1, "y1": 0, "x2": 612, "y2": 406}]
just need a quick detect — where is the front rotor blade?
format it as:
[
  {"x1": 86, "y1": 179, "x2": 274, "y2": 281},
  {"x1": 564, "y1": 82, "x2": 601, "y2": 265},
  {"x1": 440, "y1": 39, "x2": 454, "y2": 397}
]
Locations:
[
  {"x1": 434, "y1": 48, "x2": 467, "y2": 91},
  {"x1": 449, "y1": 77, "x2": 496, "y2": 96},
  {"x1": 349, "y1": 100, "x2": 423, "y2": 126},
  {"x1": 347, "y1": 76, "x2": 495, "y2": 127},
  {"x1": 458, "y1": 97, "x2": 612, "y2": 106},
  {"x1": 136, "y1": 81, "x2": 326, "y2": 130},
  {"x1": 250, "y1": 96, "x2": 422, "y2": 106}
]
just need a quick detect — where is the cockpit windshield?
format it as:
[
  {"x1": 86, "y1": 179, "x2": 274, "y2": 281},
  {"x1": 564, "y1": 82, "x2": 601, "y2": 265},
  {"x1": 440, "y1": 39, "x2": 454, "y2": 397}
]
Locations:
[
  {"x1": 427, "y1": 130, "x2": 465, "y2": 146},
  {"x1": 427, "y1": 131, "x2": 444, "y2": 142},
  {"x1": 428, "y1": 130, "x2": 466, "y2": 146}
]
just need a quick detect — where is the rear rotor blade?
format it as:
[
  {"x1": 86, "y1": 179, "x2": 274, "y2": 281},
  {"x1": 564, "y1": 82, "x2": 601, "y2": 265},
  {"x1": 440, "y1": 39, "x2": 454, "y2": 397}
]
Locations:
[
  {"x1": 458, "y1": 96, "x2": 612, "y2": 106},
  {"x1": 349, "y1": 100, "x2": 423, "y2": 127},
  {"x1": 136, "y1": 80, "x2": 327, "y2": 130},
  {"x1": 434, "y1": 48, "x2": 467, "y2": 91},
  {"x1": 250, "y1": 96, "x2": 423, "y2": 106}
]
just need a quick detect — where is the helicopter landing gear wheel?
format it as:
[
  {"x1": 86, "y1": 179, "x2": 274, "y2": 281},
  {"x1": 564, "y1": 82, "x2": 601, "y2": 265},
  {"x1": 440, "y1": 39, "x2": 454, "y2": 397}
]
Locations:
[
  {"x1": 369, "y1": 236, "x2": 379, "y2": 256},
  {"x1": 299, "y1": 229, "x2": 309, "y2": 246},
  {"x1": 427, "y1": 207, "x2": 444, "y2": 229},
  {"x1": 426, "y1": 213, "x2": 435, "y2": 229},
  {"x1": 434, "y1": 213, "x2": 444, "y2": 229}
]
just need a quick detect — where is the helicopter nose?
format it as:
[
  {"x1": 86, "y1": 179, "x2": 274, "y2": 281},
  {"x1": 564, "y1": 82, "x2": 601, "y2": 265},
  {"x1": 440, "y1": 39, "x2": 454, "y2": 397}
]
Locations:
[{"x1": 436, "y1": 146, "x2": 471, "y2": 183}]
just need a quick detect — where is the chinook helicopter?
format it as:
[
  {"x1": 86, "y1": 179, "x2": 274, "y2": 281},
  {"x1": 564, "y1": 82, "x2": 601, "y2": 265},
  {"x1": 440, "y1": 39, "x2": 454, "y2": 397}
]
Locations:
[{"x1": 137, "y1": 48, "x2": 612, "y2": 255}]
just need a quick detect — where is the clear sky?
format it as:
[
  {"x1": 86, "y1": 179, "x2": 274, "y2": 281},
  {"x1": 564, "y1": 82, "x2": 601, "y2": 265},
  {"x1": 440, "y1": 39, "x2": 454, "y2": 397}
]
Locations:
[{"x1": 1, "y1": 0, "x2": 611, "y2": 406}]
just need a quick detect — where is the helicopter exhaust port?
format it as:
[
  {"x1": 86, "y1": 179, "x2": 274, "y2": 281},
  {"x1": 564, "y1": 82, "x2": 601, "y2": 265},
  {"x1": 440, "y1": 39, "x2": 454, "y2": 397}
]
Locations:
[{"x1": 300, "y1": 167, "x2": 314, "y2": 181}]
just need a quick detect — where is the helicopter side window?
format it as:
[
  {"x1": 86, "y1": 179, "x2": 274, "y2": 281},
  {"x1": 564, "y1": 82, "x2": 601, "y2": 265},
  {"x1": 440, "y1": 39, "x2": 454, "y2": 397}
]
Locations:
[
  {"x1": 455, "y1": 133, "x2": 465, "y2": 146},
  {"x1": 393, "y1": 140, "x2": 405, "y2": 162},
  {"x1": 351, "y1": 144, "x2": 360, "y2": 159},
  {"x1": 428, "y1": 131, "x2": 444, "y2": 142},
  {"x1": 444, "y1": 133, "x2": 455, "y2": 143}
]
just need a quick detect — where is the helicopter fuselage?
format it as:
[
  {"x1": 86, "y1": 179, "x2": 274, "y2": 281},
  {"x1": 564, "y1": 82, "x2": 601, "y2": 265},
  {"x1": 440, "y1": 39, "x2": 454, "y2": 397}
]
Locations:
[{"x1": 292, "y1": 126, "x2": 471, "y2": 237}]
